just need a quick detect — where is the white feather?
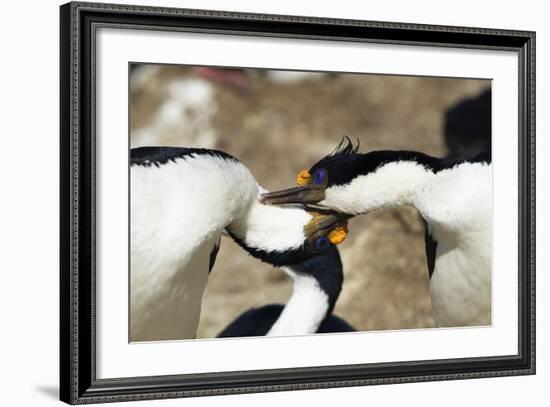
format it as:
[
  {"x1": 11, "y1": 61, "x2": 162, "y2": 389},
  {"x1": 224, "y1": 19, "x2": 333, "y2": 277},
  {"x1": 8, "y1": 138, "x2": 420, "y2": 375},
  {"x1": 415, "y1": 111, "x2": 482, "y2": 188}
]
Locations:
[
  {"x1": 228, "y1": 199, "x2": 311, "y2": 252},
  {"x1": 267, "y1": 267, "x2": 329, "y2": 336},
  {"x1": 322, "y1": 161, "x2": 433, "y2": 214},
  {"x1": 130, "y1": 154, "x2": 313, "y2": 340},
  {"x1": 418, "y1": 163, "x2": 492, "y2": 326},
  {"x1": 322, "y1": 160, "x2": 492, "y2": 327}
]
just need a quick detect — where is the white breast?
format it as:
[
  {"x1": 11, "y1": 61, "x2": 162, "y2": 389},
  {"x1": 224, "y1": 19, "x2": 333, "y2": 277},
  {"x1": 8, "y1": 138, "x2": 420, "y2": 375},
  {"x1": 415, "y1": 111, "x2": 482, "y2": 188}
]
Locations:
[
  {"x1": 429, "y1": 237, "x2": 492, "y2": 326},
  {"x1": 130, "y1": 155, "x2": 257, "y2": 341},
  {"x1": 131, "y1": 236, "x2": 217, "y2": 340},
  {"x1": 416, "y1": 162, "x2": 492, "y2": 327}
]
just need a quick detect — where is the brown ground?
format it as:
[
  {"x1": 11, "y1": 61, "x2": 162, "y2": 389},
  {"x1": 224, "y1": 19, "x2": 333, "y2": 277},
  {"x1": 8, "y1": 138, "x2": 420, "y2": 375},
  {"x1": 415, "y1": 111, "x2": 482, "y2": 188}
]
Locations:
[{"x1": 130, "y1": 64, "x2": 489, "y2": 339}]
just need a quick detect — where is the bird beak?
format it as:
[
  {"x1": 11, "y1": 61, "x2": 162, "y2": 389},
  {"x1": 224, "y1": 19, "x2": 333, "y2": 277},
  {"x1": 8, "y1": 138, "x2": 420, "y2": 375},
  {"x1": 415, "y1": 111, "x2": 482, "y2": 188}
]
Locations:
[
  {"x1": 260, "y1": 184, "x2": 326, "y2": 205},
  {"x1": 305, "y1": 209, "x2": 352, "y2": 243}
]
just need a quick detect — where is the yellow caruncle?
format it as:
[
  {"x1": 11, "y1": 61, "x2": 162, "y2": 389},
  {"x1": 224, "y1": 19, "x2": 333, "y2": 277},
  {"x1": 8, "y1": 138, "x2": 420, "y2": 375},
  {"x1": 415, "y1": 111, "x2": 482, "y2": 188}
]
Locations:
[
  {"x1": 328, "y1": 224, "x2": 348, "y2": 245},
  {"x1": 296, "y1": 169, "x2": 311, "y2": 186},
  {"x1": 298, "y1": 169, "x2": 349, "y2": 245}
]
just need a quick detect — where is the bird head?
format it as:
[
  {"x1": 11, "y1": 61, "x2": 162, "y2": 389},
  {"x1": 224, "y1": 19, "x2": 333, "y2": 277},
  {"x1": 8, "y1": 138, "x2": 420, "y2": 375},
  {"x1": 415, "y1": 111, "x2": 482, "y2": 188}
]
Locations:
[
  {"x1": 260, "y1": 137, "x2": 363, "y2": 213},
  {"x1": 260, "y1": 137, "x2": 447, "y2": 215}
]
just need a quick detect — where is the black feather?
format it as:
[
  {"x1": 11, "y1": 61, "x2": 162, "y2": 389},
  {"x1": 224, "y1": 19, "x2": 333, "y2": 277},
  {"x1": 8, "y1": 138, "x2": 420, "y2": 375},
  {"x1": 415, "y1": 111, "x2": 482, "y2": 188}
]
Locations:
[
  {"x1": 225, "y1": 228, "x2": 337, "y2": 267},
  {"x1": 131, "y1": 146, "x2": 238, "y2": 168},
  {"x1": 310, "y1": 138, "x2": 489, "y2": 188},
  {"x1": 423, "y1": 220, "x2": 438, "y2": 279},
  {"x1": 217, "y1": 305, "x2": 355, "y2": 337},
  {"x1": 208, "y1": 242, "x2": 220, "y2": 274}
]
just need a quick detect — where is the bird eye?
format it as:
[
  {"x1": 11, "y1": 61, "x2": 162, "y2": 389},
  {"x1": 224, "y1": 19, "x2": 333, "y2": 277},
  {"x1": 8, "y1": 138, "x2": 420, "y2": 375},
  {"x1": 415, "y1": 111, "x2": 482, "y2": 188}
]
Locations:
[
  {"x1": 314, "y1": 236, "x2": 330, "y2": 252},
  {"x1": 313, "y1": 168, "x2": 326, "y2": 185}
]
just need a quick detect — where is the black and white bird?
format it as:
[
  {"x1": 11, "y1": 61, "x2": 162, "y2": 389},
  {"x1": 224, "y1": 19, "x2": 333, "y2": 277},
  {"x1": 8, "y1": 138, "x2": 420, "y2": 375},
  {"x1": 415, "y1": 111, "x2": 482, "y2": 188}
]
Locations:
[
  {"x1": 131, "y1": 147, "x2": 349, "y2": 341},
  {"x1": 262, "y1": 139, "x2": 492, "y2": 327},
  {"x1": 218, "y1": 245, "x2": 355, "y2": 338}
]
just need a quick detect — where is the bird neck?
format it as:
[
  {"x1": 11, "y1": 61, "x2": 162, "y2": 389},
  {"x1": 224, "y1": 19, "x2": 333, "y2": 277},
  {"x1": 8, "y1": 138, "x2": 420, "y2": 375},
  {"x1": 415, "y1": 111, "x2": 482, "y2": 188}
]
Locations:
[
  {"x1": 266, "y1": 267, "x2": 332, "y2": 336},
  {"x1": 323, "y1": 160, "x2": 436, "y2": 215},
  {"x1": 227, "y1": 191, "x2": 311, "y2": 257}
]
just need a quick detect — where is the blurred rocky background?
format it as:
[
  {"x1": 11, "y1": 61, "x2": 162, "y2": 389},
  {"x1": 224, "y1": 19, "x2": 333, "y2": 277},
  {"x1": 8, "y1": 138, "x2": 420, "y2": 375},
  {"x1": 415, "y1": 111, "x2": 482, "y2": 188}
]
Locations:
[{"x1": 130, "y1": 64, "x2": 490, "y2": 339}]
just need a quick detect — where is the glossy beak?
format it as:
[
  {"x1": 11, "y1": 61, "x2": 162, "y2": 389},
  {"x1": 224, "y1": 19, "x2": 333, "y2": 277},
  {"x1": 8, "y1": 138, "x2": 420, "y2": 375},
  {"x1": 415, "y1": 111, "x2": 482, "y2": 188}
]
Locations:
[{"x1": 260, "y1": 184, "x2": 326, "y2": 205}]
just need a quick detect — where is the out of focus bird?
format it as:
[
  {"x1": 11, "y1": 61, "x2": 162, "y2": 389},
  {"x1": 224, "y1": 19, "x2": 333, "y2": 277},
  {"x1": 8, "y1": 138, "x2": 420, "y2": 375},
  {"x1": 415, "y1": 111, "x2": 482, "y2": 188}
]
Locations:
[
  {"x1": 444, "y1": 88, "x2": 491, "y2": 160},
  {"x1": 130, "y1": 147, "x2": 349, "y2": 341},
  {"x1": 218, "y1": 245, "x2": 354, "y2": 338},
  {"x1": 262, "y1": 138, "x2": 492, "y2": 327}
]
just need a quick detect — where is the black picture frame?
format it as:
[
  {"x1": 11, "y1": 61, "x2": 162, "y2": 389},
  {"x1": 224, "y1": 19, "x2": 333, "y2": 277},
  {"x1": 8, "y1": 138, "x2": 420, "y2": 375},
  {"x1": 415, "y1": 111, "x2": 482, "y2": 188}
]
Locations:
[{"x1": 60, "y1": 1, "x2": 536, "y2": 404}]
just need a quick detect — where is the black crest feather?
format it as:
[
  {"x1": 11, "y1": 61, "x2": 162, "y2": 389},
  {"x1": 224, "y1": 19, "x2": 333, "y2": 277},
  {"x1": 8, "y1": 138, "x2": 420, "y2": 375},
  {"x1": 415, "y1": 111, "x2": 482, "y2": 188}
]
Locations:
[
  {"x1": 328, "y1": 136, "x2": 360, "y2": 157},
  {"x1": 309, "y1": 137, "x2": 363, "y2": 185}
]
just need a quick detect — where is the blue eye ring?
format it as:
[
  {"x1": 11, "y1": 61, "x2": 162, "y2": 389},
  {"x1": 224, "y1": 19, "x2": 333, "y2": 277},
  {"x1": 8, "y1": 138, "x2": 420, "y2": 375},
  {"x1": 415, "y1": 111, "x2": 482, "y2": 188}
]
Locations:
[
  {"x1": 314, "y1": 236, "x2": 330, "y2": 251},
  {"x1": 313, "y1": 168, "x2": 326, "y2": 185}
]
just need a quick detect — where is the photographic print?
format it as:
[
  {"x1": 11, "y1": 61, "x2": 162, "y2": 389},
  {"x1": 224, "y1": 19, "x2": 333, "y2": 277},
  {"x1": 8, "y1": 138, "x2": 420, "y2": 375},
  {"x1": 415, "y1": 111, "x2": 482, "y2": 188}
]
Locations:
[
  {"x1": 129, "y1": 64, "x2": 492, "y2": 342},
  {"x1": 61, "y1": 3, "x2": 535, "y2": 403}
]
